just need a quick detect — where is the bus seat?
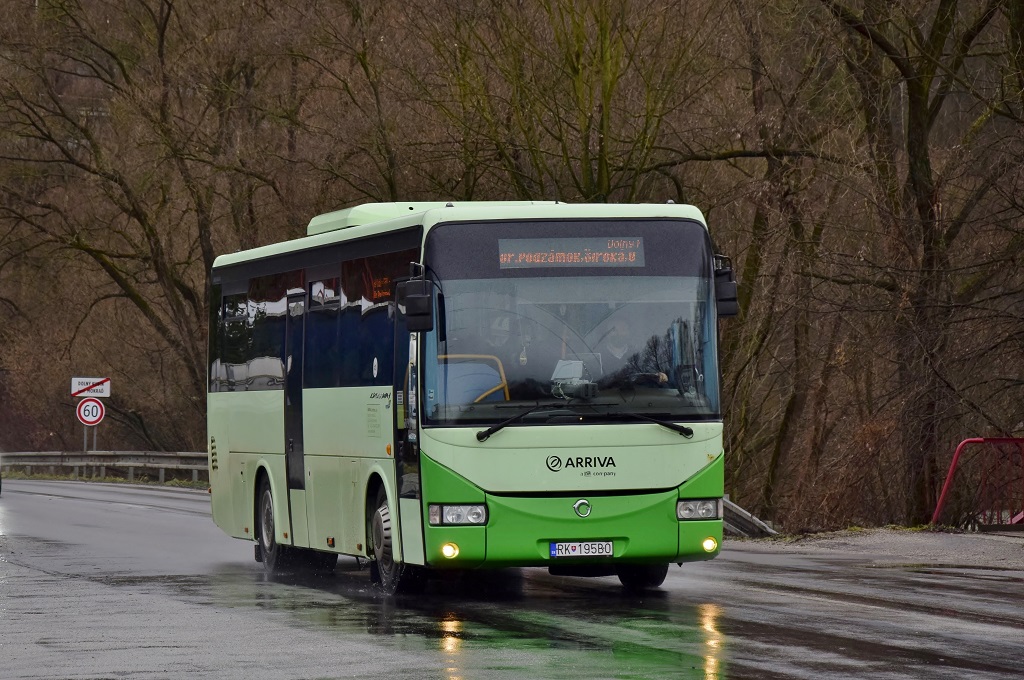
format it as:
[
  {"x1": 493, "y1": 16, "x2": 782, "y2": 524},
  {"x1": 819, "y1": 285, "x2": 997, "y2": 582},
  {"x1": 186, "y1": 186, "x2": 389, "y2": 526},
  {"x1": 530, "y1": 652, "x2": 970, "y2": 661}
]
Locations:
[{"x1": 437, "y1": 356, "x2": 509, "y2": 405}]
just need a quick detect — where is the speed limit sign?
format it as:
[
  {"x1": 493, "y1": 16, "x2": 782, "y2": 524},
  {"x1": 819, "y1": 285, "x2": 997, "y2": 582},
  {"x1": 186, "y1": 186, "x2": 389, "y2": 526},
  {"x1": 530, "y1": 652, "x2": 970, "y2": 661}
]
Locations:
[{"x1": 77, "y1": 397, "x2": 106, "y2": 426}]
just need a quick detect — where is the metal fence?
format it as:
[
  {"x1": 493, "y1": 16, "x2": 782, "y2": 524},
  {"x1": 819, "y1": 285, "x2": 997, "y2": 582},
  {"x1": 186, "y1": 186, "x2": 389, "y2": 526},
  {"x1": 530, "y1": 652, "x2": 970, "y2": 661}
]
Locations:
[
  {"x1": 932, "y1": 437, "x2": 1024, "y2": 529},
  {"x1": 0, "y1": 451, "x2": 208, "y2": 484}
]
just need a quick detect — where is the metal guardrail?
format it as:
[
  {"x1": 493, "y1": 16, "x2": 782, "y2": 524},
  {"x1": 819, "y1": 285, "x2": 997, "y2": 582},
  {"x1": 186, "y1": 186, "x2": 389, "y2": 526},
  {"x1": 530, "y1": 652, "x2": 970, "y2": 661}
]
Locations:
[
  {"x1": 0, "y1": 451, "x2": 208, "y2": 484},
  {"x1": 3, "y1": 452, "x2": 781, "y2": 535},
  {"x1": 724, "y1": 498, "x2": 779, "y2": 538}
]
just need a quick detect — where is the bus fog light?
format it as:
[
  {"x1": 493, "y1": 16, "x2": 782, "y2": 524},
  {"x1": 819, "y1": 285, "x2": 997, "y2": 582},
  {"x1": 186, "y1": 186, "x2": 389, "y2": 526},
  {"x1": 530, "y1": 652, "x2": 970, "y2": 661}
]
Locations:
[
  {"x1": 702, "y1": 537, "x2": 718, "y2": 552},
  {"x1": 441, "y1": 542, "x2": 460, "y2": 559}
]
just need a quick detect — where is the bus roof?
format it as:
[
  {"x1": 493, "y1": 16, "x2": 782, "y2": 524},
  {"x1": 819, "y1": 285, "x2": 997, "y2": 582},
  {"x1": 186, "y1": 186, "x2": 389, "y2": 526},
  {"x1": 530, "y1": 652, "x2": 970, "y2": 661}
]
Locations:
[
  {"x1": 212, "y1": 201, "x2": 708, "y2": 270},
  {"x1": 306, "y1": 201, "x2": 561, "y2": 236}
]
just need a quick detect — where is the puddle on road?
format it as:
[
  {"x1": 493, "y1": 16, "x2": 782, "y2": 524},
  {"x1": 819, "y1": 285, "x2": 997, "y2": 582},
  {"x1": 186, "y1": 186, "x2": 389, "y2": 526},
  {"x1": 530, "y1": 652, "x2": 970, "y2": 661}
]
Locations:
[{"x1": 122, "y1": 560, "x2": 731, "y2": 679}]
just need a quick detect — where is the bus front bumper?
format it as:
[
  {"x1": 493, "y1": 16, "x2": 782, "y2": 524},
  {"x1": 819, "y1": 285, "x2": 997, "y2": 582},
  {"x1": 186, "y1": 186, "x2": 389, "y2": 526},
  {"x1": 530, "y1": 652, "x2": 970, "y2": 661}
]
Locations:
[{"x1": 423, "y1": 490, "x2": 722, "y2": 569}]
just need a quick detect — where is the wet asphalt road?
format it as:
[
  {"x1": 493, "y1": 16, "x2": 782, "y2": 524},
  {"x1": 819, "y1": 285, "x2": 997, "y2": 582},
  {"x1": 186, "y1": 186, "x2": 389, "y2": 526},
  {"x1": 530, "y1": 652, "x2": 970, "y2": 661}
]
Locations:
[{"x1": 0, "y1": 479, "x2": 1021, "y2": 679}]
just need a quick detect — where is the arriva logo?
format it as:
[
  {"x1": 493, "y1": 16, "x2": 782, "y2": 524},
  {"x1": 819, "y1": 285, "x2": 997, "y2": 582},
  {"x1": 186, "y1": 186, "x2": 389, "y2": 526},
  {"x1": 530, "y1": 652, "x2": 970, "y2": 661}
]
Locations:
[{"x1": 546, "y1": 455, "x2": 616, "y2": 472}]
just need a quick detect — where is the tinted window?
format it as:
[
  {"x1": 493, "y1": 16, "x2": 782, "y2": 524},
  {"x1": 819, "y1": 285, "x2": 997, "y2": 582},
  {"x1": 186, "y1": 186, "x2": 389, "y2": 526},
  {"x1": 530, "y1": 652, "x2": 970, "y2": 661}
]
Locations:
[
  {"x1": 337, "y1": 249, "x2": 418, "y2": 386},
  {"x1": 213, "y1": 272, "x2": 302, "y2": 392},
  {"x1": 305, "y1": 277, "x2": 342, "y2": 389},
  {"x1": 218, "y1": 292, "x2": 250, "y2": 392}
]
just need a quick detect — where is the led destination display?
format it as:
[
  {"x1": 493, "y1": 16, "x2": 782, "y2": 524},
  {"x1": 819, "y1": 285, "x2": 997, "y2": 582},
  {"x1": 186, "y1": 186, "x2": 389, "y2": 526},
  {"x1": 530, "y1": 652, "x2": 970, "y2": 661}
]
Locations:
[{"x1": 498, "y1": 237, "x2": 645, "y2": 269}]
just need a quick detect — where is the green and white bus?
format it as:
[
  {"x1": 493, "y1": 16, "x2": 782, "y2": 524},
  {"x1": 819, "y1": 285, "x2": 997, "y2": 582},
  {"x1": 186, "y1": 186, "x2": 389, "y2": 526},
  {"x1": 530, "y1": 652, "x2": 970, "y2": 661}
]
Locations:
[{"x1": 207, "y1": 201, "x2": 737, "y2": 592}]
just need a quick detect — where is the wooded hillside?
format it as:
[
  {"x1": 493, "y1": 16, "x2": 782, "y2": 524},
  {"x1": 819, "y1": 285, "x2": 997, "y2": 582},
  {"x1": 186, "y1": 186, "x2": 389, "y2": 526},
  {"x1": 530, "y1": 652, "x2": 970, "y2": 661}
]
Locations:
[{"x1": 2, "y1": 0, "x2": 1022, "y2": 528}]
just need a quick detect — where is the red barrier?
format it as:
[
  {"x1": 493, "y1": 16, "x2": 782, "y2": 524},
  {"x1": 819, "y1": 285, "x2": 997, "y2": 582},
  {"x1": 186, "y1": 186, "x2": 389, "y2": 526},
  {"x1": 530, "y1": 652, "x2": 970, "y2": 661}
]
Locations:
[{"x1": 931, "y1": 437, "x2": 1024, "y2": 526}]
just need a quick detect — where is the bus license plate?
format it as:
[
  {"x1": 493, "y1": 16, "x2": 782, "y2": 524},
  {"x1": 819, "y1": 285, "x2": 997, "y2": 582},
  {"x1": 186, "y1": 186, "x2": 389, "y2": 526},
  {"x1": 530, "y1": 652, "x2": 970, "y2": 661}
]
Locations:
[{"x1": 549, "y1": 541, "x2": 613, "y2": 558}]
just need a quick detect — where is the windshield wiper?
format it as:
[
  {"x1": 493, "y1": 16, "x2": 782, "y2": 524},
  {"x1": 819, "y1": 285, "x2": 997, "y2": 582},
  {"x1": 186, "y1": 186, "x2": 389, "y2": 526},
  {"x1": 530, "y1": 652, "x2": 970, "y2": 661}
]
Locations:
[
  {"x1": 615, "y1": 411, "x2": 694, "y2": 438},
  {"x1": 476, "y1": 402, "x2": 571, "y2": 441}
]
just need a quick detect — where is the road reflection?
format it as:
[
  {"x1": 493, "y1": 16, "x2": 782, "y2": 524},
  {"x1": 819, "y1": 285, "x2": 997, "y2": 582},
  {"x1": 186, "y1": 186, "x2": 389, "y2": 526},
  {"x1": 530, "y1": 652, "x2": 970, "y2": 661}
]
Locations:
[
  {"x1": 440, "y1": 613, "x2": 464, "y2": 679},
  {"x1": 186, "y1": 560, "x2": 728, "y2": 678},
  {"x1": 699, "y1": 603, "x2": 723, "y2": 679}
]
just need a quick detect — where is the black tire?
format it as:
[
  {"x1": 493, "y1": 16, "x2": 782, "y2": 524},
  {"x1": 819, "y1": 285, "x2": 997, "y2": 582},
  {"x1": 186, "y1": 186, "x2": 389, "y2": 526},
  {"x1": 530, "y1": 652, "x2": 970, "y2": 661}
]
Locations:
[
  {"x1": 257, "y1": 477, "x2": 293, "y2": 573},
  {"x1": 616, "y1": 563, "x2": 669, "y2": 591},
  {"x1": 368, "y1": 486, "x2": 424, "y2": 594}
]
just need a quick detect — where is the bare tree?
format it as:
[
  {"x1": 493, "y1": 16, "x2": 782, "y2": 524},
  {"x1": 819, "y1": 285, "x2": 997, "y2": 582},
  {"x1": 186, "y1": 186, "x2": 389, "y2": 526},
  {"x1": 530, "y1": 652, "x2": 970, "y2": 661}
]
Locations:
[
  {"x1": 0, "y1": 0, "x2": 317, "y2": 449},
  {"x1": 815, "y1": 0, "x2": 1024, "y2": 522},
  {"x1": 402, "y1": 0, "x2": 729, "y2": 202}
]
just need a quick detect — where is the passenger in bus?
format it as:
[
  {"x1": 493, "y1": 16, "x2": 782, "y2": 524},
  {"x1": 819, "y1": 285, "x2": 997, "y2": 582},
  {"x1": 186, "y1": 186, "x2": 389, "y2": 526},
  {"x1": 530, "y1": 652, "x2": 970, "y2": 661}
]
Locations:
[
  {"x1": 453, "y1": 310, "x2": 557, "y2": 400},
  {"x1": 435, "y1": 312, "x2": 514, "y2": 405},
  {"x1": 479, "y1": 311, "x2": 535, "y2": 395},
  {"x1": 449, "y1": 311, "x2": 513, "y2": 362}
]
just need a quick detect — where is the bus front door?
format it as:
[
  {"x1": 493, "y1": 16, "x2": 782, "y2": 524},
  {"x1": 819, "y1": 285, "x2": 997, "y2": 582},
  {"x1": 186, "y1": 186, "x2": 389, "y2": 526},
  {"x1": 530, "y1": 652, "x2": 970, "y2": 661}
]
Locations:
[{"x1": 393, "y1": 299, "x2": 426, "y2": 565}]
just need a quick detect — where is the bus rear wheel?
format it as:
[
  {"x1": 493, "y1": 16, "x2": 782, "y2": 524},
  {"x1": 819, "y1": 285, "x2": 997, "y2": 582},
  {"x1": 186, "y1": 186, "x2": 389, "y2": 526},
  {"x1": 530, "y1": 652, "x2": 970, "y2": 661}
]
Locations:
[
  {"x1": 616, "y1": 563, "x2": 669, "y2": 591},
  {"x1": 257, "y1": 477, "x2": 293, "y2": 573},
  {"x1": 368, "y1": 487, "x2": 424, "y2": 594}
]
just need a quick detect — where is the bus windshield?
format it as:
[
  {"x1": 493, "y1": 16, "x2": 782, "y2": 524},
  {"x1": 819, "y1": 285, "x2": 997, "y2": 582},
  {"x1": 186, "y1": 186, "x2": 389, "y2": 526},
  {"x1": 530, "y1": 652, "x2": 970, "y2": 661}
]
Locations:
[{"x1": 420, "y1": 219, "x2": 720, "y2": 427}]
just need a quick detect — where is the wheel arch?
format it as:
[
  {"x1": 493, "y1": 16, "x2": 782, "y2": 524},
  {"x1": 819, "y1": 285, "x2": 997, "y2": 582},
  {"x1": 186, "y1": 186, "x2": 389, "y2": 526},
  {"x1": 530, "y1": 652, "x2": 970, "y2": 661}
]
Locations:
[
  {"x1": 364, "y1": 472, "x2": 385, "y2": 540},
  {"x1": 253, "y1": 465, "x2": 269, "y2": 531},
  {"x1": 363, "y1": 466, "x2": 403, "y2": 563},
  {"x1": 253, "y1": 461, "x2": 290, "y2": 547}
]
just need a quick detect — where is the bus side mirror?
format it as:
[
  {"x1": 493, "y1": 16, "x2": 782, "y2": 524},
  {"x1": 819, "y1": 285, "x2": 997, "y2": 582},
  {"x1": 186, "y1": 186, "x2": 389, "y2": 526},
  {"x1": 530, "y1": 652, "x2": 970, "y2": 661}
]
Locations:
[
  {"x1": 398, "y1": 279, "x2": 434, "y2": 331},
  {"x1": 714, "y1": 256, "x2": 739, "y2": 318}
]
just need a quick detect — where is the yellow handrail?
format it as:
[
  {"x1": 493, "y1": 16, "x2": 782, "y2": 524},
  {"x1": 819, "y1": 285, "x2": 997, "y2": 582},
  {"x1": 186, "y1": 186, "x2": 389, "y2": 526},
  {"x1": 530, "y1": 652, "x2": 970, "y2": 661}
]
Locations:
[{"x1": 438, "y1": 354, "x2": 510, "y2": 402}]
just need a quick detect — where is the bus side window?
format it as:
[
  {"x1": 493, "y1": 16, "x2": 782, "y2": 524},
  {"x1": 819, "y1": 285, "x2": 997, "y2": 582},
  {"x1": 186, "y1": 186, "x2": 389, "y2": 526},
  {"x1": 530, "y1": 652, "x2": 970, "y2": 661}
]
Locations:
[
  {"x1": 306, "y1": 278, "x2": 342, "y2": 389},
  {"x1": 221, "y1": 293, "x2": 250, "y2": 392},
  {"x1": 247, "y1": 274, "x2": 294, "y2": 390},
  {"x1": 340, "y1": 249, "x2": 418, "y2": 387}
]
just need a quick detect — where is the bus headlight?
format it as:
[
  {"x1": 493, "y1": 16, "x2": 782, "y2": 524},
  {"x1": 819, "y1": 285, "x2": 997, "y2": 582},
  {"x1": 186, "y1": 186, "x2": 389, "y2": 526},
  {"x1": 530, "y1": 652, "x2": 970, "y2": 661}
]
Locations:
[
  {"x1": 429, "y1": 504, "x2": 488, "y2": 526},
  {"x1": 677, "y1": 499, "x2": 722, "y2": 520}
]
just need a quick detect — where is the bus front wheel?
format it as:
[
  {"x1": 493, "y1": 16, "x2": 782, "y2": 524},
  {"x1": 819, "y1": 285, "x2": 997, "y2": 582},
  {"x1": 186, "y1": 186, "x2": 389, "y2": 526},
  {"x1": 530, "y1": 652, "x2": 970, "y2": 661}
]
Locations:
[
  {"x1": 368, "y1": 487, "x2": 424, "y2": 594},
  {"x1": 257, "y1": 477, "x2": 293, "y2": 573},
  {"x1": 616, "y1": 563, "x2": 669, "y2": 591}
]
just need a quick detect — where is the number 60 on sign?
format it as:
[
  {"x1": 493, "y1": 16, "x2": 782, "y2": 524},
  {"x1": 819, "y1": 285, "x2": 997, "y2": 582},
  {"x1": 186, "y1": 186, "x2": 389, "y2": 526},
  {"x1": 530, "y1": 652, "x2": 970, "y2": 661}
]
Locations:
[{"x1": 77, "y1": 397, "x2": 106, "y2": 426}]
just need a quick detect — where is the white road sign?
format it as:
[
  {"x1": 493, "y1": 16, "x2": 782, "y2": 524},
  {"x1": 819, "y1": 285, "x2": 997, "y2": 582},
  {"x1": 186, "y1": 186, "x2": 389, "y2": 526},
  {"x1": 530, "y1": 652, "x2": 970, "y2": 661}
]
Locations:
[
  {"x1": 76, "y1": 398, "x2": 106, "y2": 426},
  {"x1": 71, "y1": 377, "x2": 111, "y2": 398}
]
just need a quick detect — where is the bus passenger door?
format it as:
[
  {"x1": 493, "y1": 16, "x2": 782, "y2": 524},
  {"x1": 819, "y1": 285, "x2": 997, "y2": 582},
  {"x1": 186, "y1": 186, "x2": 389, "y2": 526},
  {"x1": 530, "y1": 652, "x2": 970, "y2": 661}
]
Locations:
[
  {"x1": 284, "y1": 294, "x2": 305, "y2": 490},
  {"x1": 394, "y1": 298, "x2": 426, "y2": 566}
]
